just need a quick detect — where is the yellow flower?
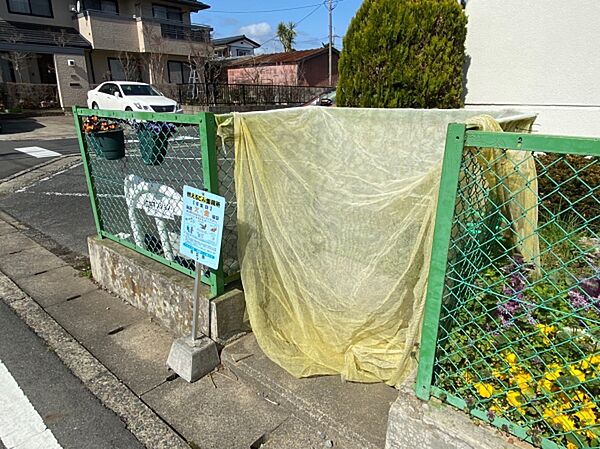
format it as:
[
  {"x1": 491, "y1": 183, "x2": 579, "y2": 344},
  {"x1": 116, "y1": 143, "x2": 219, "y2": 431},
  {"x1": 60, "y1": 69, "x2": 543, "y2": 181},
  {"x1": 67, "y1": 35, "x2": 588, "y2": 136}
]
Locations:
[
  {"x1": 590, "y1": 354, "x2": 600, "y2": 365},
  {"x1": 567, "y1": 442, "x2": 578, "y2": 449},
  {"x1": 505, "y1": 352, "x2": 518, "y2": 365},
  {"x1": 573, "y1": 390, "x2": 590, "y2": 403},
  {"x1": 575, "y1": 406, "x2": 596, "y2": 426},
  {"x1": 507, "y1": 391, "x2": 522, "y2": 408},
  {"x1": 538, "y1": 324, "x2": 557, "y2": 335},
  {"x1": 492, "y1": 369, "x2": 506, "y2": 381},
  {"x1": 463, "y1": 371, "x2": 474, "y2": 383},
  {"x1": 539, "y1": 378, "x2": 553, "y2": 392},
  {"x1": 543, "y1": 408, "x2": 576, "y2": 432},
  {"x1": 544, "y1": 364, "x2": 562, "y2": 381},
  {"x1": 569, "y1": 366, "x2": 586, "y2": 382},
  {"x1": 474, "y1": 383, "x2": 494, "y2": 398},
  {"x1": 512, "y1": 372, "x2": 532, "y2": 392}
]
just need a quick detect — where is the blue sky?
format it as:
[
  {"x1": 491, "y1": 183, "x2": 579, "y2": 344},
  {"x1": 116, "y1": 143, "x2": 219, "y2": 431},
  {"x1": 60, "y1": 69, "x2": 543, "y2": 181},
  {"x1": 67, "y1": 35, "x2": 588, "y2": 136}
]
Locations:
[{"x1": 192, "y1": 0, "x2": 364, "y2": 53}]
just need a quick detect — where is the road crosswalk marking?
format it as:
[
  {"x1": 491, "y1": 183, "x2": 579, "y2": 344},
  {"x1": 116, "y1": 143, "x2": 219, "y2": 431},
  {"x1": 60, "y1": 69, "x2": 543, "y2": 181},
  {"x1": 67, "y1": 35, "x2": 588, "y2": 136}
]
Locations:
[
  {"x1": 13, "y1": 147, "x2": 61, "y2": 159},
  {"x1": 0, "y1": 360, "x2": 62, "y2": 449}
]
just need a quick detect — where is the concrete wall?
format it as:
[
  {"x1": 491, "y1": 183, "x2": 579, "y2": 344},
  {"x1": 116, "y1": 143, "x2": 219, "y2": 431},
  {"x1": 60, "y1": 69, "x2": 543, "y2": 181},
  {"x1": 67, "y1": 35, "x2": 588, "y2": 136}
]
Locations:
[
  {"x1": 53, "y1": 52, "x2": 89, "y2": 107},
  {"x1": 78, "y1": 12, "x2": 140, "y2": 52},
  {"x1": 136, "y1": 19, "x2": 210, "y2": 57},
  {"x1": 464, "y1": 0, "x2": 600, "y2": 137}
]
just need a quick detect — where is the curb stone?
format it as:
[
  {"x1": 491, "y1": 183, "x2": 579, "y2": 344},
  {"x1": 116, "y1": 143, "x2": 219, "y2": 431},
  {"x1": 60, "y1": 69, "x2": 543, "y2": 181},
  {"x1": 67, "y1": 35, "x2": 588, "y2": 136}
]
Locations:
[{"x1": 0, "y1": 271, "x2": 191, "y2": 449}]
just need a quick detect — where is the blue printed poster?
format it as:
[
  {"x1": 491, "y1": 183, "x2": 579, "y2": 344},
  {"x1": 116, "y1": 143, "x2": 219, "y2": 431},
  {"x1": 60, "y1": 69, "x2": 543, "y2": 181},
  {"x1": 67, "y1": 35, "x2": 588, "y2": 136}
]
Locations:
[{"x1": 179, "y1": 185, "x2": 226, "y2": 269}]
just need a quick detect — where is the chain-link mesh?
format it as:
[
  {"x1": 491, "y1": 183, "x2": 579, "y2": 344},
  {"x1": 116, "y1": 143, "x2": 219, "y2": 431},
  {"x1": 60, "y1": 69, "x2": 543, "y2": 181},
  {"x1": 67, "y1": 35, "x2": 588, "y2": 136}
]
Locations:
[
  {"x1": 430, "y1": 141, "x2": 599, "y2": 449},
  {"x1": 216, "y1": 125, "x2": 239, "y2": 277},
  {"x1": 76, "y1": 110, "x2": 239, "y2": 289}
]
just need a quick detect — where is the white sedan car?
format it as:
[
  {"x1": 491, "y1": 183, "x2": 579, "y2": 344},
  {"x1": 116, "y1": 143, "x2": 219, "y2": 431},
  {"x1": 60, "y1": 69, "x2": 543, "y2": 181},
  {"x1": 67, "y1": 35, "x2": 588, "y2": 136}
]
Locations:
[{"x1": 87, "y1": 81, "x2": 182, "y2": 113}]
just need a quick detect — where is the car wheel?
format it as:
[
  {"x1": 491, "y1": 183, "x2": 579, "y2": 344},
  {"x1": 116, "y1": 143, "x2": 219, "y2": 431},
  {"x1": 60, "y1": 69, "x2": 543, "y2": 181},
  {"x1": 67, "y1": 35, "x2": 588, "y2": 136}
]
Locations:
[
  {"x1": 92, "y1": 102, "x2": 99, "y2": 109},
  {"x1": 125, "y1": 107, "x2": 133, "y2": 111}
]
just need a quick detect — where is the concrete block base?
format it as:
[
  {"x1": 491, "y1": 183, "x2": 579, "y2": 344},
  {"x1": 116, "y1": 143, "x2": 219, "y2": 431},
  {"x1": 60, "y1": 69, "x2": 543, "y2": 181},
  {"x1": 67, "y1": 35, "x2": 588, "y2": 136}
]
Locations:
[
  {"x1": 167, "y1": 336, "x2": 220, "y2": 383},
  {"x1": 88, "y1": 236, "x2": 249, "y2": 341},
  {"x1": 385, "y1": 388, "x2": 533, "y2": 449}
]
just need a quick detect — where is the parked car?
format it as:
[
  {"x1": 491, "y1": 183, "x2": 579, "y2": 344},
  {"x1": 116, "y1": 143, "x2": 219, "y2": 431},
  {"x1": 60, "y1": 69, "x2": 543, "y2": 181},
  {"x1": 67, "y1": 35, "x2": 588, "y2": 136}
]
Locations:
[
  {"x1": 304, "y1": 89, "x2": 336, "y2": 107},
  {"x1": 87, "y1": 82, "x2": 182, "y2": 113}
]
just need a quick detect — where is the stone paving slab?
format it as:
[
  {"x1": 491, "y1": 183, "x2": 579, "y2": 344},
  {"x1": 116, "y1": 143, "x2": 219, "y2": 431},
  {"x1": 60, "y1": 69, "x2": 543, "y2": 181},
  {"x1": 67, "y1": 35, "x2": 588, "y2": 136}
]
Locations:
[
  {"x1": 0, "y1": 246, "x2": 67, "y2": 280},
  {"x1": 0, "y1": 232, "x2": 38, "y2": 256},
  {"x1": 45, "y1": 289, "x2": 144, "y2": 344},
  {"x1": 0, "y1": 219, "x2": 17, "y2": 237},
  {"x1": 222, "y1": 334, "x2": 398, "y2": 449},
  {"x1": 15, "y1": 265, "x2": 97, "y2": 308},
  {"x1": 260, "y1": 416, "x2": 340, "y2": 449},
  {"x1": 142, "y1": 371, "x2": 290, "y2": 449},
  {"x1": 85, "y1": 320, "x2": 175, "y2": 396}
]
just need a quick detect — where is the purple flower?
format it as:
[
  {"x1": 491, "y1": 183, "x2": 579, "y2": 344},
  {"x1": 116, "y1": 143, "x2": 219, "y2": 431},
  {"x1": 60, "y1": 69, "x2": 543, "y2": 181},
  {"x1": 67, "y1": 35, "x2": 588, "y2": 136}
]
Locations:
[
  {"x1": 498, "y1": 299, "x2": 520, "y2": 328},
  {"x1": 569, "y1": 290, "x2": 590, "y2": 310}
]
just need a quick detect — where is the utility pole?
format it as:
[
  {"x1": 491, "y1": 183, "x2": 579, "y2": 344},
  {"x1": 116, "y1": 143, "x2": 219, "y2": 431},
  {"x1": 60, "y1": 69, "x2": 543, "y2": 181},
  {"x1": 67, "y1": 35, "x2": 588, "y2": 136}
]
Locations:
[{"x1": 328, "y1": 0, "x2": 333, "y2": 86}]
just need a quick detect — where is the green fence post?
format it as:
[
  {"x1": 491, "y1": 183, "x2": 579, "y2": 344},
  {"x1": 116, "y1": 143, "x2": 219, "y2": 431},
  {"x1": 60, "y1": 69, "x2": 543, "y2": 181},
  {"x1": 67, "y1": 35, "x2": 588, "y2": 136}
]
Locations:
[
  {"x1": 73, "y1": 106, "x2": 103, "y2": 238},
  {"x1": 414, "y1": 123, "x2": 466, "y2": 400},
  {"x1": 198, "y1": 112, "x2": 225, "y2": 297}
]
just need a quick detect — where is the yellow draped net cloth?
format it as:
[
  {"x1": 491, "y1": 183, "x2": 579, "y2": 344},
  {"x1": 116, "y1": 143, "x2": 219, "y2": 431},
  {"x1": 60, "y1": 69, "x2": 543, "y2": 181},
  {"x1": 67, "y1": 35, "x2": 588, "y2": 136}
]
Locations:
[{"x1": 221, "y1": 107, "x2": 538, "y2": 388}]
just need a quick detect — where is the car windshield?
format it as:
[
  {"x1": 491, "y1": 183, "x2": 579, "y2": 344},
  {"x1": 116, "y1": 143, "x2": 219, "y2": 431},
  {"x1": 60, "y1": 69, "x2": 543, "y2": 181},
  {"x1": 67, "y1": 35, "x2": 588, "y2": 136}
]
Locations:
[{"x1": 120, "y1": 84, "x2": 162, "y2": 96}]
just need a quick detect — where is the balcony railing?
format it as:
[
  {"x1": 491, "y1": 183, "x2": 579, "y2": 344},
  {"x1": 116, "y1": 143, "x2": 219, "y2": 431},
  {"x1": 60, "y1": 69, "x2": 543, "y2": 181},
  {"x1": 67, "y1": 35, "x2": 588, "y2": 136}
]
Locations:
[{"x1": 160, "y1": 23, "x2": 211, "y2": 43}]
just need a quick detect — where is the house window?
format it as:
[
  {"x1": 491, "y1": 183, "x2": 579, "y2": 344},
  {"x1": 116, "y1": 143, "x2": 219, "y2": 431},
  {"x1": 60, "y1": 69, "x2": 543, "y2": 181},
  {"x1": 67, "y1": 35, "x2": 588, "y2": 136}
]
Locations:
[
  {"x1": 107, "y1": 58, "x2": 125, "y2": 81},
  {"x1": 84, "y1": 0, "x2": 118, "y2": 13},
  {"x1": 7, "y1": 0, "x2": 52, "y2": 17},
  {"x1": 0, "y1": 58, "x2": 15, "y2": 82},
  {"x1": 152, "y1": 4, "x2": 182, "y2": 21},
  {"x1": 236, "y1": 49, "x2": 252, "y2": 57},
  {"x1": 167, "y1": 61, "x2": 191, "y2": 84}
]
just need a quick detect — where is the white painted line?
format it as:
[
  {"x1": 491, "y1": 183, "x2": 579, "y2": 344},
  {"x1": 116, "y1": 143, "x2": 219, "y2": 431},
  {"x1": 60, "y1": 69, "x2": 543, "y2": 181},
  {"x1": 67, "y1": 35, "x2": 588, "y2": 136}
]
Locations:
[
  {"x1": 13, "y1": 147, "x2": 61, "y2": 159},
  {"x1": 15, "y1": 163, "x2": 83, "y2": 194},
  {"x1": 0, "y1": 360, "x2": 62, "y2": 449}
]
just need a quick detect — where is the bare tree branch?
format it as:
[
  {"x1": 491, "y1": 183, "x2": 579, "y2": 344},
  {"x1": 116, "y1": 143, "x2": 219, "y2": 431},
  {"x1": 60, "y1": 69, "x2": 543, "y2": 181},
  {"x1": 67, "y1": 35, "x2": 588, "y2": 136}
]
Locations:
[{"x1": 2, "y1": 31, "x2": 31, "y2": 83}]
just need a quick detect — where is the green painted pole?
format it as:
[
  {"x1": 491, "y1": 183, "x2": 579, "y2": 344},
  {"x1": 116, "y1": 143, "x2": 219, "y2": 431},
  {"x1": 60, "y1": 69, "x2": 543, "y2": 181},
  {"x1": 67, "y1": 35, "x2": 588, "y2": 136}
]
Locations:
[
  {"x1": 73, "y1": 106, "x2": 103, "y2": 238},
  {"x1": 414, "y1": 123, "x2": 466, "y2": 400},
  {"x1": 198, "y1": 112, "x2": 225, "y2": 297}
]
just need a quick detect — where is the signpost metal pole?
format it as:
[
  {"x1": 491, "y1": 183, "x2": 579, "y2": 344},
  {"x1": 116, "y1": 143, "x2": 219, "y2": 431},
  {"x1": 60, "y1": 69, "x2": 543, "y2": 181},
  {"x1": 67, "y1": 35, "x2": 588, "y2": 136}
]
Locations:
[{"x1": 191, "y1": 261, "x2": 201, "y2": 341}]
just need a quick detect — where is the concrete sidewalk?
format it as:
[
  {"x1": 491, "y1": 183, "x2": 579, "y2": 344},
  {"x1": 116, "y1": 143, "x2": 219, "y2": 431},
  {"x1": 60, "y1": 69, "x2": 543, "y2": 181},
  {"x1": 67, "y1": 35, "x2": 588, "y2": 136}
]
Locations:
[
  {"x1": 0, "y1": 115, "x2": 76, "y2": 141},
  {"x1": 0, "y1": 211, "x2": 376, "y2": 449}
]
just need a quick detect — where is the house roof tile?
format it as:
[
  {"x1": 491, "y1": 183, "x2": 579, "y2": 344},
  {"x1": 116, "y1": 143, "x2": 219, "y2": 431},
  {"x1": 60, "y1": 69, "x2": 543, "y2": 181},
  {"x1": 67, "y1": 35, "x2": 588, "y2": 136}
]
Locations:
[
  {"x1": 212, "y1": 34, "x2": 260, "y2": 48},
  {"x1": 224, "y1": 47, "x2": 339, "y2": 67}
]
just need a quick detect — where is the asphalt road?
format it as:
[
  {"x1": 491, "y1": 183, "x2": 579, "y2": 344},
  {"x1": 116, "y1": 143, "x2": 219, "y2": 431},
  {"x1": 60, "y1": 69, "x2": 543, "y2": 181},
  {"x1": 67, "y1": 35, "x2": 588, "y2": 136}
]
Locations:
[
  {"x1": 0, "y1": 138, "x2": 80, "y2": 180},
  {"x1": 0, "y1": 300, "x2": 144, "y2": 449},
  {"x1": 0, "y1": 151, "x2": 95, "y2": 256}
]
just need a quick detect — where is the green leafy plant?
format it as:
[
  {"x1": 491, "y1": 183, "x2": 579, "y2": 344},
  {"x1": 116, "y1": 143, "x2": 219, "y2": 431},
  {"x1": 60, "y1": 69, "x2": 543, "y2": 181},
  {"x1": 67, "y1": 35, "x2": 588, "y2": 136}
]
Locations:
[
  {"x1": 438, "y1": 240, "x2": 600, "y2": 449},
  {"x1": 337, "y1": 0, "x2": 467, "y2": 108}
]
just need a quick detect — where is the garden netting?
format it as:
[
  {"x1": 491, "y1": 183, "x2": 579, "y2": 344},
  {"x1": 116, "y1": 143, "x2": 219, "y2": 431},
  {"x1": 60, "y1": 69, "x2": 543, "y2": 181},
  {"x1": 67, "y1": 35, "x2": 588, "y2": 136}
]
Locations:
[{"x1": 224, "y1": 107, "x2": 537, "y2": 387}]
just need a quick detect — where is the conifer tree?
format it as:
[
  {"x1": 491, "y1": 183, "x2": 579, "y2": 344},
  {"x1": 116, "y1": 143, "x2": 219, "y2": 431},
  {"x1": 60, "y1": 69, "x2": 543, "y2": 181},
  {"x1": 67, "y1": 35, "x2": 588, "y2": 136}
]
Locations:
[{"x1": 337, "y1": 0, "x2": 467, "y2": 108}]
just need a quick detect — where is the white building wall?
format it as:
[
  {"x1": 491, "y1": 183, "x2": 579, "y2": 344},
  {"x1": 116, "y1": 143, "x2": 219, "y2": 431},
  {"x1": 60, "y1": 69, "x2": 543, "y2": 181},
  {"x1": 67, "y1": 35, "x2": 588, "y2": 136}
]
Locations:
[{"x1": 464, "y1": 0, "x2": 600, "y2": 137}]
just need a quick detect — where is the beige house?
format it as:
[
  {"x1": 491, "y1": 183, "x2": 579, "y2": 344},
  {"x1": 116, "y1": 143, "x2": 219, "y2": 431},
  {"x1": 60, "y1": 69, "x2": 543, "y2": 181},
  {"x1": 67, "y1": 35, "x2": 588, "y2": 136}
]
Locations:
[{"x1": 0, "y1": 0, "x2": 212, "y2": 107}]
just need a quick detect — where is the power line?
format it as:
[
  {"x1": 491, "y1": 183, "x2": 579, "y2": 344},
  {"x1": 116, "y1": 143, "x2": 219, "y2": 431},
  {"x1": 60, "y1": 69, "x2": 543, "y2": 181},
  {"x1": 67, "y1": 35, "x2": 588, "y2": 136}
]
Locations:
[
  {"x1": 205, "y1": 2, "x2": 323, "y2": 14},
  {"x1": 257, "y1": 4, "x2": 323, "y2": 48},
  {"x1": 205, "y1": 0, "x2": 347, "y2": 15}
]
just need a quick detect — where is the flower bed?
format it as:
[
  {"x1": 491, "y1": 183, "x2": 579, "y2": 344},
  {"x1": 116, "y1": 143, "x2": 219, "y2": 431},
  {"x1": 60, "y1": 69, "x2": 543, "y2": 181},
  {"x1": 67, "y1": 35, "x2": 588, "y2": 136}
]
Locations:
[{"x1": 437, "y1": 228, "x2": 599, "y2": 448}]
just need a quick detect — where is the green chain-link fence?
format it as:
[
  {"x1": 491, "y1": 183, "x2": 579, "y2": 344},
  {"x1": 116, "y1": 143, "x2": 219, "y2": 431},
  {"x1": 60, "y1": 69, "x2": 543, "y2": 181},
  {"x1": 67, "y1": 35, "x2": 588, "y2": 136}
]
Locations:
[
  {"x1": 73, "y1": 107, "x2": 239, "y2": 296},
  {"x1": 416, "y1": 125, "x2": 599, "y2": 449}
]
